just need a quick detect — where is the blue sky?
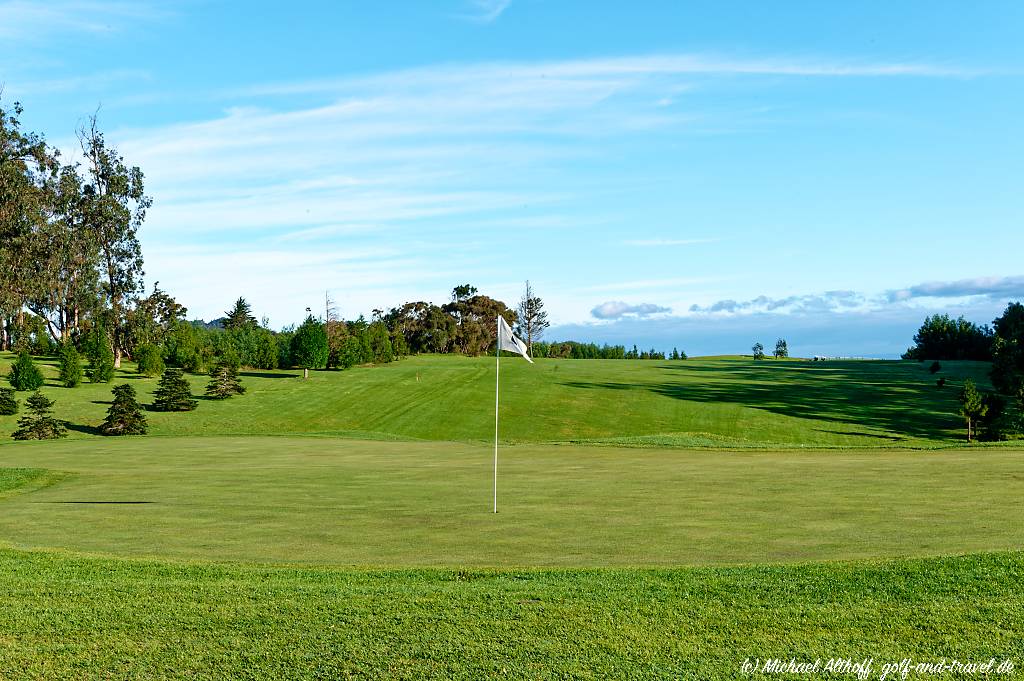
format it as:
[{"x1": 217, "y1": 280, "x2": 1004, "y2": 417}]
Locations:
[{"x1": 2, "y1": 1, "x2": 1023, "y2": 357}]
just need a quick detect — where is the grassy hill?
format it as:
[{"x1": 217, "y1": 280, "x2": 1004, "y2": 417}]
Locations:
[{"x1": 0, "y1": 352, "x2": 998, "y2": 447}]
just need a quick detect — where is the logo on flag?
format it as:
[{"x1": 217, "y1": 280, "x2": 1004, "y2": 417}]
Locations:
[{"x1": 497, "y1": 316, "x2": 534, "y2": 363}]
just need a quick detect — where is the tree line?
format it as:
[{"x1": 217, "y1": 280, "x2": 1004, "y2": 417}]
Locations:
[{"x1": 905, "y1": 304, "x2": 1024, "y2": 440}]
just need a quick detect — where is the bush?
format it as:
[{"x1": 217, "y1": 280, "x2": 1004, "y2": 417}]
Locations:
[
  {"x1": 135, "y1": 343, "x2": 165, "y2": 377},
  {"x1": 0, "y1": 388, "x2": 18, "y2": 415},
  {"x1": 8, "y1": 351, "x2": 44, "y2": 391},
  {"x1": 99, "y1": 384, "x2": 147, "y2": 436},
  {"x1": 58, "y1": 342, "x2": 83, "y2": 388},
  {"x1": 152, "y1": 368, "x2": 197, "y2": 412},
  {"x1": 11, "y1": 391, "x2": 66, "y2": 440},
  {"x1": 929, "y1": 361, "x2": 942, "y2": 374},
  {"x1": 88, "y1": 338, "x2": 115, "y2": 383}
]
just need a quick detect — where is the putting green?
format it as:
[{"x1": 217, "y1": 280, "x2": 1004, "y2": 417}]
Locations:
[{"x1": 1, "y1": 437, "x2": 1021, "y2": 566}]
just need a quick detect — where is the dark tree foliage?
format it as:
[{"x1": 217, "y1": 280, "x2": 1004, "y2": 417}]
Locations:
[
  {"x1": 152, "y1": 368, "x2": 197, "y2": 412},
  {"x1": 8, "y1": 350, "x2": 44, "y2": 391},
  {"x1": 752, "y1": 342, "x2": 765, "y2": 360},
  {"x1": 290, "y1": 316, "x2": 329, "y2": 370},
  {"x1": 991, "y1": 302, "x2": 1024, "y2": 399},
  {"x1": 134, "y1": 342, "x2": 164, "y2": 376},
  {"x1": 0, "y1": 387, "x2": 18, "y2": 415},
  {"x1": 929, "y1": 361, "x2": 942, "y2": 375},
  {"x1": 977, "y1": 392, "x2": 1011, "y2": 442},
  {"x1": 902, "y1": 314, "x2": 993, "y2": 361},
  {"x1": 99, "y1": 384, "x2": 147, "y2": 436},
  {"x1": 58, "y1": 341, "x2": 83, "y2": 387},
  {"x1": 206, "y1": 361, "x2": 245, "y2": 400},
  {"x1": 224, "y1": 297, "x2": 257, "y2": 330},
  {"x1": 774, "y1": 338, "x2": 789, "y2": 359},
  {"x1": 12, "y1": 391, "x2": 66, "y2": 440}
]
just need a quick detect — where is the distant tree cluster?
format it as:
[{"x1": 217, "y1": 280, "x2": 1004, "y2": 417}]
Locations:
[{"x1": 902, "y1": 314, "x2": 993, "y2": 361}]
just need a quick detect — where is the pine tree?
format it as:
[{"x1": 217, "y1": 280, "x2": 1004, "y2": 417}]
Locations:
[
  {"x1": 58, "y1": 342, "x2": 84, "y2": 388},
  {"x1": 99, "y1": 384, "x2": 147, "y2": 435},
  {"x1": 88, "y1": 338, "x2": 115, "y2": 383},
  {"x1": 12, "y1": 391, "x2": 66, "y2": 440},
  {"x1": 958, "y1": 379, "x2": 988, "y2": 442},
  {"x1": 205, "y1": 362, "x2": 245, "y2": 400},
  {"x1": 152, "y1": 368, "x2": 197, "y2": 411},
  {"x1": 224, "y1": 297, "x2": 257, "y2": 330},
  {"x1": 0, "y1": 388, "x2": 18, "y2": 416},
  {"x1": 8, "y1": 351, "x2": 44, "y2": 391}
]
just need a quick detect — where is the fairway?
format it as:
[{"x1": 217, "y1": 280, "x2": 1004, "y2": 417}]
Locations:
[
  {"x1": 0, "y1": 353, "x2": 1000, "y2": 448},
  {"x1": 1, "y1": 436, "x2": 1022, "y2": 566}
]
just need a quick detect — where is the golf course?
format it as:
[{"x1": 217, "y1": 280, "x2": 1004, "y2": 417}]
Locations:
[{"x1": 1, "y1": 352, "x2": 1022, "y2": 678}]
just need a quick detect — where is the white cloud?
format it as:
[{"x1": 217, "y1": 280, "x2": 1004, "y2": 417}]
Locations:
[
  {"x1": 0, "y1": 1, "x2": 164, "y2": 41},
  {"x1": 591, "y1": 301, "x2": 672, "y2": 320}
]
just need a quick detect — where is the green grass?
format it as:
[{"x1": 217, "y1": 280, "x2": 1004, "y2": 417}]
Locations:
[
  {"x1": 1, "y1": 352, "x2": 1022, "y2": 677},
  {"x1": 0, "y1": 352, "x2": 1001, "y2": 447},
  {"x1": 0, "y1": 437, "x2": 1022, "y2": 566},
  {"x1": 0, "y1": 549, "x2": 1021, "y2": 679}
]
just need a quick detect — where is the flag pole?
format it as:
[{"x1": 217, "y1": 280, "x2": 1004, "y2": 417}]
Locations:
[{"x1": 494, "y1": 316, "x2": 500, "y2": 513}]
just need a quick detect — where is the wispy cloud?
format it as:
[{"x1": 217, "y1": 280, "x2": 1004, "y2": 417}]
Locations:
[
  {"x1": 591, "y1": 301, "x2": 672, "y2": 320},
  {"x1": 0, "y1": 1, "x2": 165, "y2": 42},
  {"x1": 624, "y1": 237, "x2": 719, "y2": 247},
  {"x1": 461, "y1": 0, "x2": 512, "y2": 23}
]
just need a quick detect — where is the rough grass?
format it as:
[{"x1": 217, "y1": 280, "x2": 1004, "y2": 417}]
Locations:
[
  {"x1": 0, "y1": 352, "x2": 1000, "y2": 447},
  {"x1": 0, "y1": 438, "x2": 1022, "y2": 566},
  {"x1": 0, "y1": 549, "x2": 1021, "y2": 679}
]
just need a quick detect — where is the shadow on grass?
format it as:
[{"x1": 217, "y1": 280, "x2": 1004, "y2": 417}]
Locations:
[
  {"x1": 240, "y1": 371, "x2": 298, "y2": 380},
  {"x1": 64, "y1": 423, "x2": 103, "y2": 436},
  {"x1": 562, "y1": 360, "x2": 991, "y2": 440}
]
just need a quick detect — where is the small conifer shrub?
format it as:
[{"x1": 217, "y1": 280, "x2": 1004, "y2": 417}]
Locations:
[
  {"x1": 99, "y1": 384, "x2": 148, "y2": 436},
  {"x1": 58, "y1": 342, "x2": 84, "y2": 388},
  {"x1": 0, "y1": 387, "x2": 18, "y2": 416},
  {"x1": 205, "y1": 362, "x2": 245, "y2": 400},
  {"x1": 152, "y1": 368, "x2": 197, "y2": 412},
  {"x1": 12, "y1": 391, "x2": 66, "y2": 440}
]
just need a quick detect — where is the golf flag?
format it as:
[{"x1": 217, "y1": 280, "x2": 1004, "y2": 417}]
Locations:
[
  {"x1": 493, "y1": 315, "x2": 533, "y2": 513},
  {"x1": 497, "y1": 316, "x2": 533, "y2": 363}
]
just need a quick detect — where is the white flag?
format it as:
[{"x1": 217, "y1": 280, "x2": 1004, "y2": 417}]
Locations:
[{"x1": 497, "y1": 316, "x2": 534, "y2": 363}]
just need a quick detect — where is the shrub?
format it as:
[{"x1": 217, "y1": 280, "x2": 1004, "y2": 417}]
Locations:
[
  {"x1": 929, "y1": 361, "x2": 942, "y2": 374},
  {"x1": 58, "y1": 342, "x2": 84, "y2": 388},
  {"x1": 152, "y1": 368, "x2": 197, "y2": 412},
  {"x1": 99, "y1": 384, "x2": 147, "y2": 436},
  {"x1": 205, "y1": 362, "x2": 245, "y2": 400},
  {"x1": 88, "y1": 338, "x2": 115, "y2": 383},
  {"x1": 0, "y1": 388, "x2": 18, "y2": 415},
  {"x1": 135, "y1": 342, "x2": 165, "y2": 377},
  {"x1": 8, "y1": 351, "x2": 44, "y2": 391},
  {"x1": 11, "y1": 391, "x2": 66, "y2": 440}
]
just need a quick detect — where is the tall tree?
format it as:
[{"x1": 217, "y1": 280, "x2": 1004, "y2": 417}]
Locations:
[
  {"x1": 752, "y1": 342, "x2": 765, "y2": 360},
  {"x1": 515, "y1": 280, "x2": 549, "y2": 356},
  {"x1": 224, "y1": 296, "x2": 257, "y2": 330},
  {"x1": 78, "y1": 114, "x2": 151, "y2": 368},
  {"x1": 0, "y1": 99, "x2": 59, "y2": 350},
  {"x1": 774, "y1": 338, "x2": 789, "y2": 359}
]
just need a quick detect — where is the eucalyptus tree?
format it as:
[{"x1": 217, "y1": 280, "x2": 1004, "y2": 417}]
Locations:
[{"x1": 78, "y1": 114, "x2": 152, "y2": 367}]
